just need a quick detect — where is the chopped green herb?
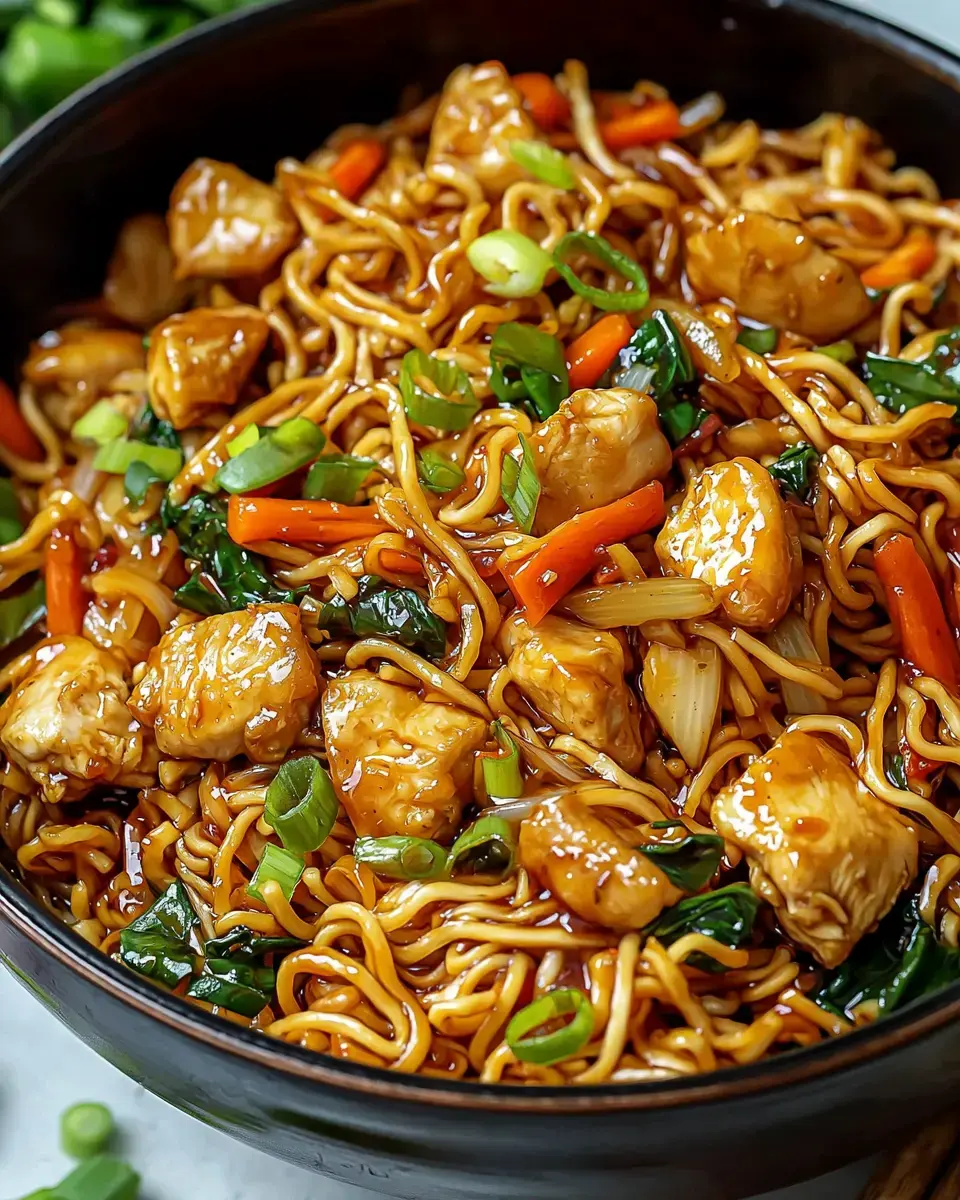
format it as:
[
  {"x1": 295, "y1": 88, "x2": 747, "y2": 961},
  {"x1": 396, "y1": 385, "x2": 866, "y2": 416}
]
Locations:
[
  {"x1": 500, "y1": 432, "x2": 540, "y2": 533},
  {"x1": 316, "y1": 573, "x2": 446, "y2": 659},
  {"x1": 768, "y1": 442, "x2": 818, "y2": 499}
]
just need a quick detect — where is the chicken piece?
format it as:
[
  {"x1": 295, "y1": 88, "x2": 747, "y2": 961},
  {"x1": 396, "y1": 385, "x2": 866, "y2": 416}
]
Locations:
[
  {"x1": 520, "y1": 793, "x2": 683, "y2": 929},
  {"x1": 655, "y1": 457, "x2": 802, "y2": 631},
  {"x1": 147, "y1": 305, "x2": 269, "y2": 430},
  {"x1": 686, "y1": 210, "x2": 871, "y2": 341},
  {"x1": 23, "y1": 328, "x2": 145, "y2": 393},
  {"x1": 128, "y1": 605, "x2": 319, "y2": 763},
  {"x1": 427, "y1": 61, "x2": 537, "y2": 197},
  {"x1": 0, "y1": 637, "x2": 155, "y2": 804},
  {"x1": 104, "y1": 214, "x2": 190, "y2": 328},
  {"x1": 168, "y1": 158, "x2": 299, "y2": 280},
  {"x1": 321, "y1": 669, "x2": 487, "y2": 841},
  {"x1": 499, "y1": 613, "x2": 644, "y2": 771},
  {"x1": 530, "y1": 387, "x2": 672, "y2": 533},
  {"x1": 712, "y1": 729, "x2": 918, "y2": 967}
]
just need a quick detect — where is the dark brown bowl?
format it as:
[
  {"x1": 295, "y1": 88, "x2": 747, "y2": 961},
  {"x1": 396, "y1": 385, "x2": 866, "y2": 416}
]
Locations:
[{"x1": 1, "y1": 1, "x2": 960, "y2": 1196}]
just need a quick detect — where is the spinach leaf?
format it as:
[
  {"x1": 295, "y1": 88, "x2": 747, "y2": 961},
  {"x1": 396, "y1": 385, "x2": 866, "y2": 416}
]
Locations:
[
  {"x1": 125, "y1": 878, "x2": 197, "y2": 941},
  {"x1": 0, "y1": 476, "x2": 23, "y2": 544},
  {"x1": 317, "y1": 574, "x2": 447, "y2": 659},
  {"x1": 637, "y1": 832, "x2": 724, "y2": 892},
  {"x1": 646, "y1": 883, "x2": 761, "y2": 971},
  {"x1": 863, "y1": 330, "x2": 960, "y2": 421},
  {"x1": 489, "y1": 322, "x2": 569, "y2": 420},
  {"x1": 124, "y1": 460, "x2": 167, "y2": 507},
  {"x1": 186, "y1": 958, "x2": 275, "y2": 1017},
  {"x1": 118, "y1": 880, "x2": 199, "y2": 988},
  {"x1": 130, "y1": 403, "x2": 181, "y2": 452},
  {"x1": 884, "y1": 752, "x2": 908, "y2": 791},
  {"x1": 616, "y1": 310, "x2": 708, "y2": 445},
  {"x1": 202, "y1": 926, "x2": 305, "y2": 961},
  {"x1": 0, "y1": 577, "x2": 45, "y2": 649},
  {"x1": 768, "y1": 442, "x2": 819, "y2": 499}
]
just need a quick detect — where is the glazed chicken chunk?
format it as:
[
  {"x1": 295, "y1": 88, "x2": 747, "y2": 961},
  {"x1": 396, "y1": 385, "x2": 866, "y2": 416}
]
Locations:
[
  {"x1": 147, "y1": 305, "x2": 270, "y2": 429},
  {"x1": 655, "y1": 456, "x2": 803, "y2": 631},
  {"x1": 427, "y1": 61, "x2": 537, "y2": 197},
  {"x1": 530, "y1": 387, "x2": 672, "y2": 533},
  {"x1": 128, "y1": 605, "x2": 319, "y2": 763},
  {"x1": 23, "y1": 328, "x2": 145, "y2": 393},
  {"x1": 168, "y1": 158, "x2": 300, "y2": 279},
  {"x1": 321, "y1": 669, "x2": 487, "y2": 841},
  {"x1": 499, "y1": 613, "x2": 644, "y2": 772},
  {"x1": 712, "y1": 729, "x2": 918, "y2": 967},
  {"x1": 103, "y1": 213, "x2": 190, "y2": 329},
  {"x1": 685, "y1": 210, "x2": 871, "y2": 342},
  {"x1": 0, "y1": 638, "x2": 155, "y2": 804}
]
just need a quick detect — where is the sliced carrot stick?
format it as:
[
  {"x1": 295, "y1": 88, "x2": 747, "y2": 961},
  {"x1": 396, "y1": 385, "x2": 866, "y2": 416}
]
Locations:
[
  {"x1": 566, "y1": 313, "x2": 634, "y2": 391},
  {"x1": 861, "y1": 227, "x2": 936, "y2": 291},
  {"x1": 600, "y1": 100, "x2": 681, "y2": 151},
  {"x1": 328, "y1": 139, "x2": 386, "y2": 200},
  {"x1": 874, "y1": 532, "x2": 960, "y2": 691},
  {"x1": 379, "y1": 549, "x2": 422, "y2": 574},
  {"x1": 45, "y1": 526, "x2": 86, "y2": 635},
  {"x1": 0, "y1": 379, "x2": 43, "y2": 461},
  {"x1": 227, "y1": 496, "x2": 383, "y2": 546},
  {"x1": 513, "y1": 73, "x2": 570, "y2": 131}
]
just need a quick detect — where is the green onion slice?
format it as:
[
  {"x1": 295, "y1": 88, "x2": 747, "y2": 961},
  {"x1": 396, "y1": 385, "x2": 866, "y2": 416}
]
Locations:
[
  {"x1": 735, "y1": 323, "x2": 778, "y2": 355},
  {"x1": 247, "y1": 842, "x2": 304, "y2": 903},
  {"x1": 467, "y1": 229, "x2": 554, "y2": 299},
  {"x1": 509, "y1": 139, "x2": 576, "y2": 189},
  {"x1": 489, "y1": 322, "x2": 569, "y2": 420},
  {"x1": 187, "y1": 959, "x2": 274, "y2": 1018},
  {"x1": 71, "y1": 399, "x2": 127, "y2": 445},
  {"x1": 215, "y1": 417, "x2": 325, "y2": 494},
  {"x1": 0, "y1": 577, "x2": 44, "y2": 649},
  {"x1": 417, "y1": 448, "x2": 466, "y2": 494},
  {"x1": 303, "y1": 453, "x2": 377, "y2": 503},
  {"x1": 448, "y1": 814, "x2": 516, "y2": 878},
  {"x1": 814, "y1": 339, "x2": 857, "y2": 364},
  {"x1": 553, "y1": 230, "x2": 650, "y2": 312},
  {"x1": 92, "y1": 438, "x2": 182, "y2": 481},
  {"x1": 60, "y1": 1103, "x2": 114, "y2": 1161},
  {"x1": 123, "y1": 460, "x2": 166, "y2": 508},
  {"x1": 659, "y1": 400, "x2": 708, "y2": 445},
  {"x1": 0, "y1": 476, "x2": 22, "y2": 544},
  {"x1": 353, "y1": 835, "x2": 449, "y2": 880},
  {"x1": 48, "y1": 1155, "x2": 140, "y2": 1200},
  {"x1": 226, "y1": 424, "x2": 259, "y2": 458},
  {"x1": 482, "y1": 720, "x2": 523, "y2": 799},
  {"x1": 264, "y1": 756, "x2": 338, "y2": 855},
  {"x1": 505, "y1": 987, "x2": 594, "y2": 1065},
  {"x1": 399, "y1": 349, "x2": 479, "y2": 431},
  {"x1": 500, "y1": 432, "x2": 540, "y2": 533}
]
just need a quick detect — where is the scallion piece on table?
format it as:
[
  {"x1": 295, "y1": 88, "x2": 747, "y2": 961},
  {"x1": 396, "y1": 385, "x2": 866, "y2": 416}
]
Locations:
[
  {"x1": 0, "y1": 475, "x2": 22, "y2": 544},
  {"x1": 448, "y1": 814, "x2": 516, "y2": 878},
  {"x1": 500, "y1": 432, "x2": 540, "y2": 533},
  {"x1": 489, "y1": 322, "x2": 569, "y2": 420},
  {"x1": 509, "y1": 139, "x2": 576, "y2": 189},
  {"x1": 60, "y1": 1102, "x2": 114, "y2": 1161},
  {"x1": 303, "y1": 453, "x2": 377, "y2": 503},
  {"x1": 735, "y1": 323, "x2": 778, "y2": 355},
  {"x1": 247, "y1": 842, "x2": 304, "y2": 903},
  {"x1": 399, "y1": 349, "x2": 479, "y2": 431},
  {"x1": 467, "y1": 229, "x2": 554, "y2": 299},
  {"x1": 215, "y1": 417, "x2": 325, "y2": 494},
  {"x1": 417, "y1": 449, "x2": 465, "y2": 494},
  {"x1": 92, "y1": 438, "x2": 181, "y2": 481},
  {"x1": 482, "y1": 720, "x2": 523, "y2": 799},
  {"x1": 552, "y1": 230, "x2": 650, "y2": 312},
  {"x1": 71, "y1": 399, "x2": 127, "y2": 445},
  {"x1": 505, "y1": 987, "x2": 595, "y2": 1065},
  {"x1": 353, "y1": 835, "x2": 449, "y2": 880},
  {"x1": 264, "y1": 756, "x2": 338, "y2": 855},
  {"x1": 226, "y1": 423, "x2": 259, "y2": 458},
  {"x1": 47, "y1": 1154, "x2": 140, "y2": 1200}
]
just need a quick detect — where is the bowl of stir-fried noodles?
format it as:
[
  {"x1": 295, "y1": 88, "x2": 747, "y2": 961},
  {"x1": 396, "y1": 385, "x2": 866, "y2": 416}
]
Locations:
[{"x1": 2, "y1": 0, "x2": 960, "y2": 1195}]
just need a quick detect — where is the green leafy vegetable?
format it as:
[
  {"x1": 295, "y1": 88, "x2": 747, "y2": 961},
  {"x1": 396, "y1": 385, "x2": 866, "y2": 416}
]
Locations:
[
  {"x1": 303, "y1": 453, "x2": 376, "y2": 503},
  {"x1": 316, "y1": 573, "x2": 446, "y2": 659},
  {"x1": 0, "y1": 577, "x2": 45, "y2": 648},
  {"x1": 215, "y1": 416, "x2": 325, "y2": 494},
  {"x1": 123, "y1": 460, "x2": 166, "y2": 508},
  {"x1": 553, "y1": 231, "x2": 650, "y2": 311},
  {"x1": 885, "y1": 752, "x2": 908, "y2": 791},
  {"x1": 130, "y1": 403, "x2": 180, "y2": 452},
  {"x1": 201, "y1": 926, "x2": 305, "y2": 961},
  {"x1": 736, "y1": 324, "x2": 777, "y2": 355},
  {"x1": 863, "y1": 330, "x2": 960, "y2": 420},
  {"x1": 617, "y1": 310, "x2": 708, "y2": 444},
  {"x1": 646, "y1": 883, "x2": 761, "y2": 971},
  {"x1": 117, "y1": 880, "x2": 198, "y2": 989},
  {"x1": 417, "y1": 449, "x2": 465, "y2": 494},
  {"x1": 488, "y1": 322, "x2": 569, "y2": 420},
  {"x1": 0, "y1": 475, "x2": 22, "y2": 544},
  {"x1": 0, "y1": 20, "x2": 129, "y2": 112},
  {"x1": 637, "y1": 831, "x2": 724, "y2": 892},
  {"x1": 448, "y1": 814, "x2": 516, "y2": 878},
  {"x1": 399, "y1": 349, "x2": 479, "y2": 430},
  {"x1": 264, "y1": 755, "x2": 338, "y2": 855},
  {"x1": 768, "y1": 442, "x2": 819, "y2": 499},
  {"x1": 353, "y1": 835, "x2": 449, "y2": 880},
  {"x1": 186, "y1": 958, "x2": 274, "y2": 1017},
  {"x1": 500, "y1": 432, "x2": 540, "y2": 533}
]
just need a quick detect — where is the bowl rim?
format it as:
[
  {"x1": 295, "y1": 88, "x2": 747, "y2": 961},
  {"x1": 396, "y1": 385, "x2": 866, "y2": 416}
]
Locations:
[{"x1": 2, "y1": 0, "x2": 960, "y2": 1115}]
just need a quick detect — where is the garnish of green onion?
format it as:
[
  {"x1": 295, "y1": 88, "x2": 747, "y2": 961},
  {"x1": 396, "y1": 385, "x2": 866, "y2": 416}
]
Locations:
[
  {"x1": 123, "y1": 461, "x2": 166, "y2": 508},
  {"x1": 500, "y1": 432, "x2": 540, "y2": 533},
  {"x1": 303, "y1": 453, "x2": 377, "y2": 503},
  {"x1": 448, "y1": 813, "x2": 516, "y2": 878},
  {"x1": 353, "y1": 835, "x2": 449, "y2": 880},
  {"x1": 92, "y1": 438, "x2": 181, "y2": 481},
  {"x1": 467, "y1": 229, "x2": 554, "y2": 299},
  {"x1": 482, "y1": 720, "x2": 523, "y2": 799},
  {"x1": 247, "y1": 842, "x2": 304, "y2": 903},
  {"x1": 46, "y1": 1155, "x2": 140, "y2": 1200},
  {"x1": 60, "y1": 1102, "x2": 115, "y2": 1160},
  {"x1": 552, "y1": 230, "x2": 650, "y2": 312},
  {"x1": 489, "y1": 322, "x2": 569, "y2": 420},
  {"x1": 735, "y1": 323, "x2": 778, "y2": 355},
  {"x1": 215, "y1": 417, "x2": 326, "y2": 494},
  {"x1": 417, "y1": 448, "x2": 465, "y2": 494},
  {"x1": 814, "y1": 339, "x2": 857, "y2": 364},
  {"x1": 71, "y1": 399, "x2": 127, "y2": 445},
  {"x1": 0, "y1": 476, "x2": 22, "y2": 544},
  {"x1": 509, "y1": 139, "x2": 576, "y2": 189},
  {"x1": 505, "y1": 987, "x2": 595, "y2": 1065},
  {"x1": 226, "y1": 424, "x2": 259, "y2": 458},
  {"x1": 264, "y1": 756, "x2": 338, "y2": 855},
  {"x1": 399, "y1": 349, "x2": 480, "y2": 431}
]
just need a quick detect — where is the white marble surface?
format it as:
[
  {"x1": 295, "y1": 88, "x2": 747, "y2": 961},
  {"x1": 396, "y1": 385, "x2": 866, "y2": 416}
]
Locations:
[{"x1": 1, "y1": 1, "x2": 957, "y2": 1197}]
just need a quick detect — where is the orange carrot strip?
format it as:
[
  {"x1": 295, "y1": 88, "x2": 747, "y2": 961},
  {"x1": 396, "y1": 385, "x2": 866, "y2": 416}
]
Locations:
[
  {"x1": 328, "y1": 139, "x2": 386, "y2": 200},
  {"x1": 566, "y1": 314, "x2": 634, "y2": 391},
  {"x1": 513, "y1": 73, "x2": 570, "y2": 131},
  {"x1": 874, "y1": 532, "x2": 960, "y2": 691},
  {"x1": 0, "y1": 379, "x2": 43, "y2": 461},
  {"x1": 861, "y1": 228, "x2": 937, "y2": 291},
  {"x1": 227, "y1": 496, "x2": 383, "y2": 546},
  {"x1": 379, "y1": 549, "x2": 422, "y2": 574},
  {"x1": 600, "y1": 100, "x2": 681, "y2": 151},
  {"x1": 500, "y1": 481, "x2": 665, "y2": 625},
  {"x1": 45, "y1": 526, "x2": 86, "y2": 635}
]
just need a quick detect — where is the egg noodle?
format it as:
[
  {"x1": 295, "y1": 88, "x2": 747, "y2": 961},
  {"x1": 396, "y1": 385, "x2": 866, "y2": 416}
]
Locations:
[{"x1": 2, "y1": 59, "x2": 960, "y2": 1084}]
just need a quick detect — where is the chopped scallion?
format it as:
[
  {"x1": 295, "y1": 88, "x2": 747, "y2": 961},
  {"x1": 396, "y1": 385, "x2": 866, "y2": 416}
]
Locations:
[
  {"x1": 467, "y1": 229, "x2": 553, "y2": 299},
  {"x1": 264, "y1": 756, "x2": 338, "y2": 855},
  {"x1": 60, "y1": 1102, "x2": 114, "y2": 1161},
  {"x1": 735, "y1": 323, "x2": 778, "y2": 355},
  {"x1": 482, "y1": 721, "x2": 523, "y2": 799},
  {"x1": 399, "y1": 349, "x2": 479, "y2": 431},
  {"x1": 71, "y1": 399, "x2": 127, "y2": 445},
  {"x1": 0, "y1": 476, "x2": 22, "y2": 544},
  {"x1": 226, "y1": 424, "x2": 259, "y2": 458},
  {"x1": 552, "y1": 230, "x2": 650, "y2": 312},
  {"x1": 303, "y1": 453, "x2": 376, "y2": 503},
  {"x1": 814, "y1": 339, "x2": 857, "y2": 364},
  {"x1": 417, "y1": 449, "x2": 465, "y2": 494},
  {"x1": 0, "y1": 578, "x2": 44, "y2": 649},
  {"x1": 500, "y1": 432, "x2": 540, "y2": 533},
  {"x1": 247, "y1": 842, "x2": 304, "y2": 903},
  {"x1": 353, "y1": 835, "x2": 449, "y2": 880},
  {"x1": 509, "y1": 139, "x2": 576, "y2": 189},
  {"x1": 215, "y1": 417, "x2": 325, "y2": 494},
  {"x1": 448, "y1": 814, "x2": 516, "y2": 878},
  {"x1": 505, "y1": 987, "x2": 594, "y2": 1064},
  {"x1": 47, "y1": 1155, "x2": 139, "y2": 1200},
  {"x1": 92, "y1": 438, "x2": 181, "y2": 481}
]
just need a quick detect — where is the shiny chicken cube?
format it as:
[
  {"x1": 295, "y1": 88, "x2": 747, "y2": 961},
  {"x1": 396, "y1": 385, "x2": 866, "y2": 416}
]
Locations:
[
  {"x1": 23, "y1": 328, "x2": 145, "y2": 392},
  {"x1": 530, "y1": 387, "x2": 672, "y2": 534},
  {"x1": 128, "y1": 605, "x2": 319, "y2": 763},
  {"x1": 427, "y1": 61, "x2": 537, "y2": 197},
  {"x1": 104, "y1": 213, "x2": 190, "y2": 329},
  {"x1": 499, "y1": 613, "x2": 644, "y2": 772},
  {"x1": 0, "y1": 637, "x2": 155, "y2": 804},
  {"x1": 147, "y1": 305, "x2": 269, "y2": 430},
  {"x1": 168, "y1": 158, "x2": 300, "y2": 280},
  {"x1": 321, "y1": 669, "x2": 487, "y2": 841},
  {"x1": 712, "y1": 729, "x2": 918, "y2": 967},
  {"x1": 655, "y1": 456, "x2": 802, "y2": 631},
  {"x1": 685, "y1": 210, "x2": 871, "y2": 342}
]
